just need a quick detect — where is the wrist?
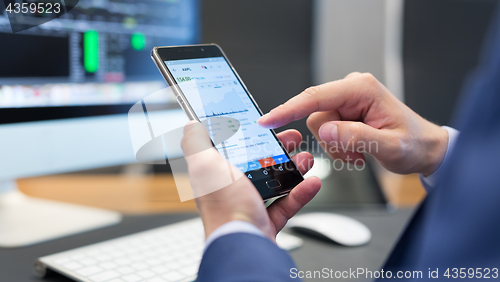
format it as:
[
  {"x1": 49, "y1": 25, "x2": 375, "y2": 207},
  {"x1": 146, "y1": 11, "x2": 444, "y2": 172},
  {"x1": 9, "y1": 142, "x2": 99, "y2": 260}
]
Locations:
[
  {"x1": 419, "y1": 123, "x2": 449, "y2": 177},
  {"x1": 199, "y1": 209, "x2": 268, "y2": 239}
]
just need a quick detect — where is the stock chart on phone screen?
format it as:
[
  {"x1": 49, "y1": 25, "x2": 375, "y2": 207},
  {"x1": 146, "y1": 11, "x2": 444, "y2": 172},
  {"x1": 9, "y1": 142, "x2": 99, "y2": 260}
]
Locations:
[{"x1": 165, "y1": 57, "x2": 291, "y2": 173}]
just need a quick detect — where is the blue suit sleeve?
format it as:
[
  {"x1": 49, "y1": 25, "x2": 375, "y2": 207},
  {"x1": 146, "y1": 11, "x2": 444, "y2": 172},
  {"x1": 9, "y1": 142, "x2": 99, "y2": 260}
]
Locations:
[{"x1": 197, "y1": 233, "x2": 300, "y2": 282}]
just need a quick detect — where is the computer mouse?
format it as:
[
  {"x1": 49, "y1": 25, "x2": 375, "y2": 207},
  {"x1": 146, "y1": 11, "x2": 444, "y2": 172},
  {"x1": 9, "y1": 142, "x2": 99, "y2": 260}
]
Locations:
[{"x1": 287, "y1": 212, "x2": 371, "y2": 246}]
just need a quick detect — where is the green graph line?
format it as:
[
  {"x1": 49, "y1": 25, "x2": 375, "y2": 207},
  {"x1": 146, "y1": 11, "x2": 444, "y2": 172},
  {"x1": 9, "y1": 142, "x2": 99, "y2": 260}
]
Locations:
[{"x1": 84, "y1": 30, "x2": 99, "y2": 73}]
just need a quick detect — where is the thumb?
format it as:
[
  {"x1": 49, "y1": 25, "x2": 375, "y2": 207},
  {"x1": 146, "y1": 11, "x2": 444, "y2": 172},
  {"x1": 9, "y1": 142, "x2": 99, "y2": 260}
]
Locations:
[
  {"x1": 318, "y1": 121, "x2": 384, "y2": 155},
  {"x1": 181, "y1": 120, "x2": 215, "y2": 158},
  {"x1": 180, "y1": 120, "x2": 244, "y2": 200}
]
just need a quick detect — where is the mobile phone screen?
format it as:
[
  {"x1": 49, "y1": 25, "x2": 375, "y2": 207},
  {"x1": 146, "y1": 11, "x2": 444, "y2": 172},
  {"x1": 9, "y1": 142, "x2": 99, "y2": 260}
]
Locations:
[
  {"x1": 165, "y1": 57, "x2": 291, "y2": 170},
  {"x1": 161, "y1": 47, "x2": 303, "y2": 199}
]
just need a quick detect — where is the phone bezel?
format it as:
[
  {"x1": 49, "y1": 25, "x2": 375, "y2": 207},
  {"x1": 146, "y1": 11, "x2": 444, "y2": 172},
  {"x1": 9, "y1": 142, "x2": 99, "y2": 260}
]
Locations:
[{"x1": 151, "y1": 44, "x2": 304, "y2": 201}]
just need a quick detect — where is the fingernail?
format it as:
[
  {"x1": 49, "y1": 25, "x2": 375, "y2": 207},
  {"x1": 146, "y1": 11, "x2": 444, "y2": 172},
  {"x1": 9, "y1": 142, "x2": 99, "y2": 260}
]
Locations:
[{"x1": 319, "y1": 122, "x2": 338, "y2": 142}]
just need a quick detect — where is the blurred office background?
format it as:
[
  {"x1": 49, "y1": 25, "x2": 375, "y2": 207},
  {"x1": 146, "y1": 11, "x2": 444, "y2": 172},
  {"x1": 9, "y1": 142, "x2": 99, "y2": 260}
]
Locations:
[
  {"x1": 1, "y1": 0, "x2": 499, "y2": 213},
  {"x1": 205, "y1": 0, "x2": 498, "y2": 135}
]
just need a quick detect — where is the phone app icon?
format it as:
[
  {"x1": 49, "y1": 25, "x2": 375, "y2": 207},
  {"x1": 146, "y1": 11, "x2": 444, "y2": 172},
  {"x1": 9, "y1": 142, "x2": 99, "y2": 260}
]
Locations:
[{"x1": 258, "y1": 157, "x2": 276, "y2": 168}]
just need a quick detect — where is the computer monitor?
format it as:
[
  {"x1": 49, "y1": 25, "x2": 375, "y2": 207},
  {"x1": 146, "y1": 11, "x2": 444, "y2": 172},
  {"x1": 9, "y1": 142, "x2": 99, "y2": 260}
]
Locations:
[{"x1": 0, "y1": 0, "x2": 198, "y2": 247}]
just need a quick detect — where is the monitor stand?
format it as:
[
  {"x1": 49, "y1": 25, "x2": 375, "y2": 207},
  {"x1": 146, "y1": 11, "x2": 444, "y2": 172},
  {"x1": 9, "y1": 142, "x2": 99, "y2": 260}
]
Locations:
[{"x1": 0, "y1": 180, "x2": 122, "y2": 248}]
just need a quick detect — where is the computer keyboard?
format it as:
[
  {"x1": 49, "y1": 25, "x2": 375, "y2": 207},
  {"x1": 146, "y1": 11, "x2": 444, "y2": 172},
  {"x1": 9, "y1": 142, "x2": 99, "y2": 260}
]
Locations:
[{"x1": 36, "y1": 217, "x2": 303, "y2": 282}]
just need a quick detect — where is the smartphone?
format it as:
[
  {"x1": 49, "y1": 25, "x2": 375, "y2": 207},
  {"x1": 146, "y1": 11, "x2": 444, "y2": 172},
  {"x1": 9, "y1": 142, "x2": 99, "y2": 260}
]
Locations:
[{"x1": 151, "y1": 44, "x2": 303, "y2": 201}]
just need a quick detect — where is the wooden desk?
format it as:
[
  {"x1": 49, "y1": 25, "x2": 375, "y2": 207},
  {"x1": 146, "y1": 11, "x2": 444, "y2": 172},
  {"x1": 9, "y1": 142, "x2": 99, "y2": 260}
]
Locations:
[
  {"x1": 17, "y1": 173, "x2": 425, "y2": 214},
  {"x1": 18, "y1": 174, "x2": 198, "y2": 214}
]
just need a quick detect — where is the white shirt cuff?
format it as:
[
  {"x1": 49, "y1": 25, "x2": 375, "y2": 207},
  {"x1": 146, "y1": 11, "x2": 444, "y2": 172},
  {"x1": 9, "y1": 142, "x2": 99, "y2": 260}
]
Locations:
[
  {"x1": 419, "y1": 126, "x2": 460, "y2": 191},
  {"x1": 204, "y1": 220, "x2": 265, "y2": 252}
]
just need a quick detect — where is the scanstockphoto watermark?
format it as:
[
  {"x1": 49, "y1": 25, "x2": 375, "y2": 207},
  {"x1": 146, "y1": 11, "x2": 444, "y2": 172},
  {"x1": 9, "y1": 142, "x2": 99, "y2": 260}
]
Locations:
[
  {"x1": 290, "y1": 268, "x2": 424, "y2": 280},
  {"x1": 290, "y1": 267, "x2": 500, "y2": 279}
]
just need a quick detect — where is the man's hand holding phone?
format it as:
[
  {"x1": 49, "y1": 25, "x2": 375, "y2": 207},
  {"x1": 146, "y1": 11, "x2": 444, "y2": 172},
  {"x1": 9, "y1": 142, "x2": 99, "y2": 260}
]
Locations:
[
  {"x1": 181, "y1": 121, "x2": 321, "y2": 240},
  {"x1": 155, "y1": 45, "x2": 450, "y2": 241}
]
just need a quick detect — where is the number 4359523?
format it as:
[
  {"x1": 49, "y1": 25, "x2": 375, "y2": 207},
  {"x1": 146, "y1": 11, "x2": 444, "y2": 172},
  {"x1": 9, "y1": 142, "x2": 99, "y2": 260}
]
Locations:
[
  {"x1": 5, "y1": 3, "x2": 61, "y2": 14},
  {"x1": 444, "y1": 268, "x2": 498, "y2": 279}
]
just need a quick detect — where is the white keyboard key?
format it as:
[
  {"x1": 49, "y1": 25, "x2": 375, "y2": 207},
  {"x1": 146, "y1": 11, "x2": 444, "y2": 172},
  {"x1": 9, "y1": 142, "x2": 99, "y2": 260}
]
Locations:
[
  {"x1": 184, "y1": 275, "x2": 197, "y2": 282},
  {"x1": 129, "y1": 253, "x2": 145, "y2": 261},
  {"x1": 162, "y1": 271, "x2": 185, "y2": 282},
  {"x1": 99, "y1": 261, "x2": 118, "y2": 269},
  {"x1": 177, "y1": 257, "x2": 195, "y2": 266},
  {"x1": 146, "y1": 277, "x2": 167, "y2": 282},
  {"x1": 89, "y1": 270, "x2": 121, "y2": 282},
  {"x1": 185, "y1": 248, "x2": 199, "y2": 256},
  {"x1": 156, "y1": 248, "x2": 171, "y2": 256},
  {"x1": 62, "y1": 262, "x2": 83, "y2": 270},
  {"x1": 159, "y1": 254, "x2": 175, "y2": 262},
  {"x1": 145, "y1": 258, "x2": 162, "y2": 266},
  {"x1": 166, "y1": 261, "x2": 181, "y2": 269},
  {"x1": 80, "y1": 258, "x2": 98, "y2": 266},
  {"x1": 76, "y1": 266, "x2": 103, "y2": 277},
  {"x1": 94, "y1": 254, "x2": 112, "y2": 262},
  {"x1": 143, "y1": 249, "x2": 161, "y2": 257},
  {"x1": 116, "y1": 242, "x2": 130, "y2": 248},
  {"x1": 151, "y1": 266, "x2": 170, "y2": 274},
  {"x1": 130, "y1": 238, "x2": 144, "y2": 245},
  {"x1": 179, "y1": 265, "x2": 198, "y2": 276},
  {"x1": 116, "y1": 266, "x2": 135, "y2": 275},
  {"x1": 102, "y1": 245, "x2": 116, "y2": 252},
  {"x1": 190, "y1": 258, "x2": 201, "y2": 266},
  {"x1": 86, "y1": 250, "x2": 101, "y2": 256},
  {"x1": 107, "y1": 279, "x2": 125, "y2": 282},
  {"x1": 131, "y1": 262, "x2": 149, "y2": 270},
  {"x1": 109, "y1": 250, "x2": 126, "y2": 257},
  {"x1": 190, "y1": 254, "x2": 202, "y2": 261},
  {"x1": 121, "y1": 274, "x2": 142, "y2": 282},
  {"x1": 137, "y1": 269, "x2": 156, "y2": 278},
  {"x1": 114, "y1": 258, "x2": 131, "y2": 265},
  {"x1": 54, "y1": 257, "x2": 71, "y2": 264},
  {"x1": 70, "y1": 253, "x2": 86, "y2": 260},
  {"x1": 124, "y1": 246, "x2": 139, "y2": 254}
]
